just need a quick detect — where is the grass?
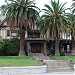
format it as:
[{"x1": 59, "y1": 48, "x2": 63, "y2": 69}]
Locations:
[
  {"x1": 53, "y1": 56, "x2": 75, "y2": 62},
  {"x1": 0, "y1": 56, "x2": 42, "y2": 67}
]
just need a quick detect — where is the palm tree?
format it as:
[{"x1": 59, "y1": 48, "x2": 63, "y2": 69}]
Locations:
[
  {"x1": 38, "y1": 0, "x2": 70, "y2": 55},
  {"x1": 70, "y1": 1, "x2": 75, "y2": 55},
  {"x1": 71, "y1": 0, "x2": 75, "y2": 13},
  {"x1": 0, "y1": 0, "x2": 40, "y2": 56},
  {"x1": 69, "y1": 15, "x2": 75, "y2": 55},
  {"x1": 64, "y1": 13, "x2": 75, "y2": 55}
]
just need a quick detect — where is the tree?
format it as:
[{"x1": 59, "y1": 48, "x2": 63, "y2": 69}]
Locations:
[
  {"x1": 68, "y1": 14, "x2": 75, "y2": 55},
  {"x1": 0, "y1": 0, "x2": 40, "y2": 56},
  {"x1": 38, "y1": 0, "x2": 70, "y2": 55},
  {"x1": 70, "y1": 1, "x2": 75, "y2": 55},
  {"x1": 71, "y1": 0, "x2": 75, "y2": 13}
]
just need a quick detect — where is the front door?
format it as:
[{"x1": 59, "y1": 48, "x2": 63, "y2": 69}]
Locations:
[{"x1": 31, "y1": 43, "x2": 41, "y2": 53}]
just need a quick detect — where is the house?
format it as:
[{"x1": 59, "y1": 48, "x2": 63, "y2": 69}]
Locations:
[{"x1": 0, "y1": 16, "x2": 75, "y2": 55}]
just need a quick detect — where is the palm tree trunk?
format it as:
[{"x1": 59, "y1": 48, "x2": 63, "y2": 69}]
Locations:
[
  {"x1": 19, "y1": 28, "x2": 25, "y2": 56},
  {"x1": 55, "y1": 40, "x2": 60, "y2": 56}
]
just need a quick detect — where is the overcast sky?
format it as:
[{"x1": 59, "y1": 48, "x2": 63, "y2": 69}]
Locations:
[
  {"x1": 0, "y1": 0, "x2": 73, "y2": 8},
  {"x1": 36, "y1": 0, "x2": 72, "y2": 9},
  {"x1": 0, "y1": 0, "x2": 73, "y2": 15}
]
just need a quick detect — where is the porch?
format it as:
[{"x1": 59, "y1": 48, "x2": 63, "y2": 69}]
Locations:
[
  {"x1": 25, "y1": 39, "x2": 75, "y2": 56},
  {"x1": 25, "y1": 39, "x2": 47, "y2": 55}
]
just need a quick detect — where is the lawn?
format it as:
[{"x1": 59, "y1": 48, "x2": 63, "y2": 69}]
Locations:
[
  {"x1": 53, "y1": 56, "x2": 75, "y2": 62},
  {"x1": 0, "y1": 56, "x2": 42, "y2": 67}
]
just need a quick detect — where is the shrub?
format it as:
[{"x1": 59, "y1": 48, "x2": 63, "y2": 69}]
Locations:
[
  {"x1": 0, "y1": 38, "x2": 5, "y2": 49},
  {"x1": 48, "y1": 46, "x2": 55, "y2": 56},
  {"x1": 3, "y1": 38, "x2": 20, "y2": 55},
  {"x1": 60, "y1": 51, "x2": 65, "y2": 56},
  {"x1": 0, "y1": 38, "x2": 5, "y2": 55},
  {"x1": 50, "y1": 48, "x2": 55, "y2": 55},
  {"x1": 3, "y1": 38, "x2": 27, "y2": 56}
]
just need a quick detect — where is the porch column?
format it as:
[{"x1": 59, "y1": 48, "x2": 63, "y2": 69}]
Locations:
[
  {"x1": 43, "y1": 42, "x2": 47, "y2": 55},
  {"x1": 10, "y1": 30, "x2": 12, "y2": 39},
  {"x1": 25, "y1": 31, "x2": 28, "y2": 38},
  {"x1": 27, "y1": 42, "x2": 31, "y2": 55}
]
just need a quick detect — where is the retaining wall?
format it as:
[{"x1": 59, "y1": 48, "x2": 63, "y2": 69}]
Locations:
[{"x1": 0, "y1": 65, "x2": 47, "y2": 75}]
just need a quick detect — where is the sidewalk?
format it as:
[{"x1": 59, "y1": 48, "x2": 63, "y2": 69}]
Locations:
[
  {"x1": 1, "y1": 71, "x2": 74, "y2": 75},
  {"x1": 16, "y1": 71, "x2": 75, "y2": 75}
]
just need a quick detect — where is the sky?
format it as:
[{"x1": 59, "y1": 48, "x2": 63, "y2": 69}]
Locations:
[
  {"x1": 0, "y1": 0, "x2": 73, "y2": 8},
  {"x1": 35, "y1": 0, "x2": 73, "y2": 15},
  {"x1": 0, "y1": 0, "x2": 73, "y2": 15},
  {"x1": 35, "y1": 0, "x2": 72, "y2": 9}
]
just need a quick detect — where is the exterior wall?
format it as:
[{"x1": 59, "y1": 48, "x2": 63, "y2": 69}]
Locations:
[
  {"x1": 0, "y1": 27, "x2": 10, "y2": 39},
  {"x1": 0, "y1": 29, "x2": 6, "y2": 39},
  {"x1": 0, "y1": 27, "x2": 72, "y2": 40}
]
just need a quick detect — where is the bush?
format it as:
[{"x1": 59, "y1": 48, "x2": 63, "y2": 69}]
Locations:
[
  {"x1": 3, "y1": 38, "x2": 27, "y2": 56},
  {"x1": 50, "y1": 48, "x2": 55, "y2": 55},
  {"x1": 48, "y1": 46, "x2": 55, "y2": 56},
  {"x1": 60, "y1": 52, "x2": 65, "y2": 56},
  {"x1": 3, "y1": 38, "x2": 20, "y2": 56},
  {"x1": 0, "y1": 38, "x2": 5, "y2": 55},
  {"x1": 0, "y1": 38, "x2": 5, "y2": 49}
]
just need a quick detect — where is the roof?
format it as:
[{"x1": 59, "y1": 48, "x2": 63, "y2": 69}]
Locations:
[{"x1": 0, "y1": 18, "x2": 7, "y2": 26}]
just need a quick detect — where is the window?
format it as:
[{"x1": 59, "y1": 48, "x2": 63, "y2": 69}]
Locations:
[
  {"x1": 28, "y1": 32, "x2": 40, "y2": 38},
  {"x1": 7, "y1": 30, "x2": 19, "y2": 37},
  {"x1": 11, "y1": 30, "x2": 17, "y2": 36},
  {"x1": 11, "y1": 30, "x2": 17, "y2": 33},
  {"x1": 7, "y1": 30, "x2": 10, "y2": 36}
]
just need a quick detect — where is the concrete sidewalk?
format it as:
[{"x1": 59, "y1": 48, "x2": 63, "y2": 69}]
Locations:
[
  {"x1": 26, "y1": 71, "x2": 74, "y2": 75},
  {"x1": 1, "y1": 71, "x2": 74, "y2": 75}
]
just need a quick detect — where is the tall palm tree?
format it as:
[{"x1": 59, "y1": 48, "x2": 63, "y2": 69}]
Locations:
[
  {"x1": 71, "y1": 0, "x2": 75, "y2": 13},
  {"x1": 38, "y1": 0, "x2": 70, "y2": 55},
  {"x1": 70, "y1": 1, "x2": 75, "y2": 55},
  {"x1": 68, "y1": 14, "x2": 75, "y2": 55},
  {"x1": 0, "y1": 0, "x2": 40, "y2": 56}
]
